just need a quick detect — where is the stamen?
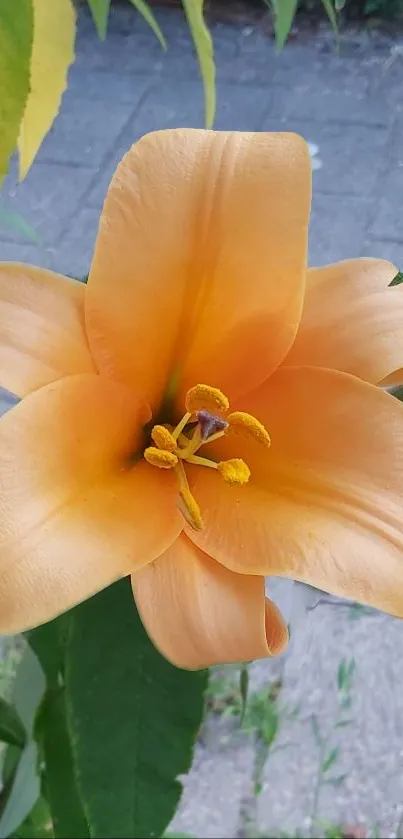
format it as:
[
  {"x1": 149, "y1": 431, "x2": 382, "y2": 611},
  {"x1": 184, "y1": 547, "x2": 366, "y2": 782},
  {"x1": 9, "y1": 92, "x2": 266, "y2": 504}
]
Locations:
[
  {"x1": 177, "y1": 425, "x2": 202, "y2": 459},
  {"x1": 178, "y1": 487, "x2": 204, "y2": 531},
  {"x1": 144, "y1": 447, "x2": 178, "y2": 469},
  {"x1": 172, "y1": 411, "x2": 192, "y2": 441},
  {"x1": 217, "y1": 458, "x2": 250, "y2": 485},
  {"x1": 185, "y1": 384, "x2": 229, "y2": 416},
  {"x1": 186, "y1": 454, "x2": 219, "y2": 469},
  {"x1": 151, "y1": 425, "x2": 177, "y2": 452},
  {"x1": 175, "y1": 460, "x2": 204, "y2": 530},
  {"x1": 144, "y1": 384, "x2": 269, "y2": 530},
  {"x1": 228, "y1": 411, "x2": 271, "y2": 449}
]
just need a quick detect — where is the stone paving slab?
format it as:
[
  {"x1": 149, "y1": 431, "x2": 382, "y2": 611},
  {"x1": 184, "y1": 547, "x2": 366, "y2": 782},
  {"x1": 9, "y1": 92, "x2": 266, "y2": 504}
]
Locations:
[{"x1": 257, "y1": 607, "x2": 403, "y2": 838}]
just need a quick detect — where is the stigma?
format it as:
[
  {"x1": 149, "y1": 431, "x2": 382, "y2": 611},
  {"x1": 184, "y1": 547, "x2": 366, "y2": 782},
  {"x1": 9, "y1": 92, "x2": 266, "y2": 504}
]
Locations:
[{"x1": 143, "y1": 384, "x2": 270, "y2": 531}]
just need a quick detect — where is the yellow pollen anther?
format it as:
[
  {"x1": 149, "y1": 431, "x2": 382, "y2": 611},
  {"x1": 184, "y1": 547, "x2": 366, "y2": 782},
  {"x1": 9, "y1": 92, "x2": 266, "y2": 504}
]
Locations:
[
  {"x1": 185, "y1": 384, "x2": 229, "y2": 416},
  {"x1": 217, "y1": 458, "x2": 250, "y2": 485},
  {"x1": 179, "y1": 488, "x2": 204, "y2": 531},
  {"x1": 144, "y1": 447, "x2": 178, "y2": 469},
  {"x1": 151, "y1": 425, "x2": 177, "y2": 452},
  {"x1": 228, "y1": 411, "x2": 271, "y2": 449}
]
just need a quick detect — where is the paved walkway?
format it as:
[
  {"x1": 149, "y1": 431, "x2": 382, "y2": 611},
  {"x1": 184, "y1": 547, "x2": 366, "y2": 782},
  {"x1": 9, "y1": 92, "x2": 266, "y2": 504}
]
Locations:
[{"x1": 2, "y1": 4, "x2": 403, "y2": 836}]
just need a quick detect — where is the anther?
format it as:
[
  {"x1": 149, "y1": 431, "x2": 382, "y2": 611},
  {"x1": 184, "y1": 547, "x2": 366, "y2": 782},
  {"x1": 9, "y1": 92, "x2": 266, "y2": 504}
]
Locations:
[
  {"x1": 151, "y1": 425, "x2": 177, "y2": 452},
  {"x1": 185, "y1": 384, "x2": 229, "y2": 416},
  {"x1": 217, "y1": 458, "x2": 251, "y2": 485},
  {"x1": 228, "y1": 411, "x2": 271, "y2": 449},
  {"x1": 144, "y1": 447, "x2": 178, "y2": 469}
]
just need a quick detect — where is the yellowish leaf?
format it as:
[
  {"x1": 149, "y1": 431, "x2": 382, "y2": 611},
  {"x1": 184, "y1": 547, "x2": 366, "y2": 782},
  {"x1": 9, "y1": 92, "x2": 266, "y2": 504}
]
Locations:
[
  {"x1": 18, "y1": 0, "x2": 76, "y2": 179},
  {"x1": 0, "y1": 0, "x2": 33, "y2": 184},
  {"x1": 181, "y1": 0, "x2": 216, "y2": 128}
]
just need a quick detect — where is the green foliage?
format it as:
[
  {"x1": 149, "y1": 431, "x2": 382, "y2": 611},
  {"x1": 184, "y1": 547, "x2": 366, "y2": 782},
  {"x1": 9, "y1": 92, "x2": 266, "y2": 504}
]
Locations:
[
  {"x1": 239, "y1": 663, "x2": 249, "y2": 725},
  {"x1": 297, "y1": 0, "x2": 403, "y2": 17},
  {"x1": 64, "y1": 579, "x2": 207, "y2": 838},
  {"x1": 321, "y1": 746, "x2": 339, "y2": 773},
  {"x1": 10, "y1": 796, "x2": 53, "y2": 839},
  {"x1": 182, "y1": 0, "x2": 215, "y2": 128},
  {"x1": 0, "y1": 699, "x2": 26, "y2": 749},
  {"x1": 0, "y1": 584, "x2": 208, "y2": 839},
  {"x1": 268, "y1": 0, "x2": 339, "y2": 47},
  {"x1": 308, "y1": 658, "x2": 356, "y2": 836},
  {"x1": 7, "y1": 580, "x2": 208, "y2": 839},
  {"x1": 127, "y1": 0, "x2": 168, "y2": 50},
  {"x1": 0, "y1": 0, "x2": 33, "y2": 183},
  {"x1": 389, "y1": 270, "x2": 403, "y2": 287},
  {"x1": 86, "y1": 0, "x2": 111, "y2": 39},
  {"x1": 268, "y1": 0, "x2": 403, "y2": 40},
  {"x1": 205, "y1": 666, "x2": 243, "y2": 716},
  {"x1": 320, "y1": 0, "x2": 339, "y2": 26},
  {"x1": 39, "y1": 691, "x2": 89, "y2": 838},
  {"x1": 357, "y1": 0, "x2": 403, "y2": 15},
  {"x1": 272, "y1": 0, "x2": 299, "y2": 49},
  {"x1": 0, "y1": 647, "x2": 45, "y2": 838},
  {"x1": 0, "y1": 742, "x2": 40, "y2": 839}
]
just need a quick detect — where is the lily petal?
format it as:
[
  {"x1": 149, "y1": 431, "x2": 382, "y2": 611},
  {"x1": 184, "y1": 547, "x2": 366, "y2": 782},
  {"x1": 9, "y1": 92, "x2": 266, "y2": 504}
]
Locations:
[
  {"x1": 0, "y1": 263, "x2": 95, "y2": 397},
  {"x1": 132, "y1": 535, "x2": 288, "y2": 669},
  {"x1": 189, "y1": 366, "x2": 403, "y2": 617},
  {"x1": 284, "y1": 259, "x2": 403, "y2": 385},
  {"x1": 86, "y1": 129, "x2": 311, "y2": 413},
  {"x1": 0, "y1": 374, "x2": 181, "y2": 633}
]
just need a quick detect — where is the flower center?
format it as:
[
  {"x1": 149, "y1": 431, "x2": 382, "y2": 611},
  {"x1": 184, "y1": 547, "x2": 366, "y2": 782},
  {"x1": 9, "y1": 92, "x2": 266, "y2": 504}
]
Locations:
[{"x1": 144, "y1": 384, "x2": 271, "y2": 531}]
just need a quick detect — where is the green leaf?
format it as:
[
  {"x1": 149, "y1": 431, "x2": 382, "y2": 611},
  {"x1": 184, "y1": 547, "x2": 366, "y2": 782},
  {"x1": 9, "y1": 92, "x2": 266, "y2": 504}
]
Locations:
[
  {"x1": 335, "y1": 0, "x2": 346, "y2": 9},
  {"x1": 272, "y1": 0, "x2": 298, "y2": 50},
  {"x1": 2, "y1": 747, "x2": 20, "y2": 787},
  {"x1": 0, "y1": 698, "x2": 26, "y2": 749},
  {"x1": 321, "y1": 746, "x2": 339, "y2": 773},
  {"x1": 181, "y1": 0, "x2": 216, "y2": 127},
  {"x1": 337, "y1": 659, "x2": 346, "y2": 691},
  {"x1": 86, "y1": 0, "x2": 111, "y2": 39},
  {"x1": 127, "y1": 0, "x2": 167, "y2": 50},
  {"x1": 10, "y1": 796, "x2": 53, "y2": 839},
  {"x1": 337, "y1": 657, "x2": 355, "y2": 702},
  {"x1": 389, "y1": 270, "x2": 403, "y2": 286},
  {"x1": 27, "y1": 618, "x2": 88, "y2": 837},
  {"x1": 0, "y1": 647, "x2": 45, "y2": 835},
  {"x1": 27, "y1": 615, "x2": 68, "y2": 689},
  {"x1": 239, "y1": 663, "x2": 249, "y2": 725},
  {"x1": 0, "y1": 741, "x2": 40, "y2": 838},
  {"x1": 164, "y1": 835, "x2": 195, "y2": 838},
  {"x1": 12, "y1": 647, "x2": 45, "y2": 737},
  {"x1": 40, "y1": 690, "x2": 89, "y2": 838},
  {"x1": 390, "y1": 385, "x2": 403, "y2": 402},
  {"x1": 0, "y1": 0, "x2": 33, "y2": 183},
  {"x1": 321, "y1": 0, "x2": 338, "y2": 31},
  {"x1": 65, "y1": 579, "x2": 208, "y2": 839}
]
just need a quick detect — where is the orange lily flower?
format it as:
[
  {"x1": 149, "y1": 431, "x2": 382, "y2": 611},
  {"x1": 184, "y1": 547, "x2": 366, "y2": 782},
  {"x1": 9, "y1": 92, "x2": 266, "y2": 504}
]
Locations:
[{"x1": 1, "y1": 129, "x2": 403, "y2": 670}]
